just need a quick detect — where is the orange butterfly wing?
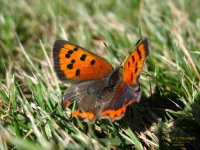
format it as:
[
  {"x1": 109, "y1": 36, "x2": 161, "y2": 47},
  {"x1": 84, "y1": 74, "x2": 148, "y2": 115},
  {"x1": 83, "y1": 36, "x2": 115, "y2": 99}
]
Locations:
[
  {"x1": 123, "y1": 39, "x2": 149, "y2": 85},
  {"x1": 53, "y1": 40, "x2": 113, "y2": 82},
  {"x1": 100, "y1": 39, "x2": 150, "y2": 121}
]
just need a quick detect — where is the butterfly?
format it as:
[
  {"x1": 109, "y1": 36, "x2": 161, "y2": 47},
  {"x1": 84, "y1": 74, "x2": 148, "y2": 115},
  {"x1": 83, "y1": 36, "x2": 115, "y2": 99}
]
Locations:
[{"x1": 52, "y1": 39, "x2": 149, "y2": 122}]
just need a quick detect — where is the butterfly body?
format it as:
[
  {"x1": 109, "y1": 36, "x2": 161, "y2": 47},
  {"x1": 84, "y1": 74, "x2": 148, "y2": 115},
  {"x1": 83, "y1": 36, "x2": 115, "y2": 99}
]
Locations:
[{"x1": 53, "y1": 39, "x2": 149, "y2": 122}]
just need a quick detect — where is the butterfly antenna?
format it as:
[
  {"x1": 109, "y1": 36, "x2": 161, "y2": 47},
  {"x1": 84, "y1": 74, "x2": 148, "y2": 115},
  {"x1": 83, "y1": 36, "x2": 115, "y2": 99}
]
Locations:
[{"x1": 103, "y1": 42, "x2": 120, "y2": 66}]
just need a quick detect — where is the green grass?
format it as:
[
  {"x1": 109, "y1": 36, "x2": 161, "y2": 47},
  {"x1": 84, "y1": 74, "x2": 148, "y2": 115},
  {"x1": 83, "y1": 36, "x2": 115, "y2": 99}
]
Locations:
[{"x1": 1, "y1": 0, "x2": 200, "y2": 149}]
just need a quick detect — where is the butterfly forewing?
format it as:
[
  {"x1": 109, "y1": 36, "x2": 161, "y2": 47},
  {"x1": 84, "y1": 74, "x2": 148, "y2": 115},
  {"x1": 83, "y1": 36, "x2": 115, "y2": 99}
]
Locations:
[
  {"x1": 53, "y1": 40, "x2": 113, "y2": 82},
  {"x1": 122, "y1": 39, "x2": 149, "y2": 85}
]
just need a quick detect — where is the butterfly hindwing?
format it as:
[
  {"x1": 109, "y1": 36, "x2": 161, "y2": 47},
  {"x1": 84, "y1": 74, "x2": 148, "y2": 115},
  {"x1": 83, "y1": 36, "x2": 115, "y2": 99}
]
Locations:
[
  {"x1": 62, "y1": 79, "x2": 116, "y2": 121},
  {"x1": 100, "y1": 82, "x2": 141, "y2": 121}
]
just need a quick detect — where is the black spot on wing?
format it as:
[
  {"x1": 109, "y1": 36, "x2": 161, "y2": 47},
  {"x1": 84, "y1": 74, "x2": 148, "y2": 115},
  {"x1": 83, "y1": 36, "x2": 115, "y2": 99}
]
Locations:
[
  {"x1": 65, "y1": 54, "x2": 70, "y2": 58},
  {"x1": 134, "y1": 67, "x2": 138, "y2": 73},
  {"x1": 90, "y1": 59, "x2": 95, "y2": 65},
  {"x1": 67, "y1": 64, "x2": 73, "y2": 69},
  {"x1": 131, "y1": 73, "x2": 133, "y2": 82},
  {"x1": 68, "y1": 50, "x2": 73, "y2": 54},
  {"x1": 71, "y1": 59, "x2": 75, "y2": 63},
  {"x1": 65, "y1": 50, "x2": 74, "y2": 58},
  {"x1": 132, "y1": 55, "x2": 135, "y2": 63},
  {"x1": 74, "y1": 47, "x2": 78, "y2": 51},
  {"x1": 75, "y1": 69, "x2": 80, "y2": 76},
  {"x1": 134, "y1": 62, "x2": 138, "y2": 73},
  {"x1": 80, "y1": 54, "x2": 87, "y2": 61},
  {"x1": 137, "y1": 48, "x2": 142, "y2": 60},
  {"x1": 128, "y1": 61, "x2": 130, "y2": 67}
]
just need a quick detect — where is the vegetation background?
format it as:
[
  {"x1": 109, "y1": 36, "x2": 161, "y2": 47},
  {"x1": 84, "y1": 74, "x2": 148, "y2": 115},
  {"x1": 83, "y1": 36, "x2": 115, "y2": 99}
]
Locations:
[{"x1": 0, "y1": 0, "x2": 200, "y2": 149}]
